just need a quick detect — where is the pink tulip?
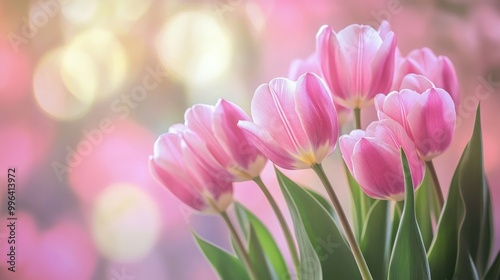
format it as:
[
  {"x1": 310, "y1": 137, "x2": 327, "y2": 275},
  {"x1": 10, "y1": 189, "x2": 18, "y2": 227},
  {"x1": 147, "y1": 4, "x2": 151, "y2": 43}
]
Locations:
[
  {"x1": 375, "y1": 88, "x2": 456, "y2": 161},
  {"x1": 150, "y1": 132, "x2": 233, "y2": 213},
  {"x1": 340, "y1": 119, "x2": 425, "y2": 200},
  {"x1": 316, "y1": 21, "x2": 397, "y2": 109},
  {"x1": 394, "y1": 47, "x2": 459, "y2": 106},
  {"x1": 288, "y1": 52, "x2": 352, "y2": 125},
  {"x1": 238, "y1": 73, "x2": 339, "y2": 169},
  {"x1": 183, "y1": 99, "x2": 267, "y2": 181}
]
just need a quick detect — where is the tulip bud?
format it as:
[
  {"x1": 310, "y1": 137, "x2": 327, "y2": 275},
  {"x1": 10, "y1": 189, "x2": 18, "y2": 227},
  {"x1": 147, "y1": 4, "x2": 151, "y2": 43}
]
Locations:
[
  {"x1": 150, "y1": 133, "x2": 233, "y2": 213},
  {"x1": 339, "y1": 120, "x2": 425, "y2": 200},
  {"x1": 394, "y1": 47, "x2": 459, "y2": 107},
  {"x1": 183, "y1": 100, "x2": 267, "y2": 181}
]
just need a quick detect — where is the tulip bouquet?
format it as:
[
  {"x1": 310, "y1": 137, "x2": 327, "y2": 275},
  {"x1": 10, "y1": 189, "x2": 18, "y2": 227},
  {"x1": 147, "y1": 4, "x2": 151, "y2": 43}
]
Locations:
[{"x1": 150, "y1": 21, "x2": 497, "y2": 280}]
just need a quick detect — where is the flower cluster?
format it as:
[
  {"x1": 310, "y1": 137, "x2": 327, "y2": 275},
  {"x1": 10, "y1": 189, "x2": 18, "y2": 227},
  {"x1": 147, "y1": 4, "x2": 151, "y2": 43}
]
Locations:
[
  {"x1": 152, "y1": 21, "x2": 457, "y2": 208},
  {"x1": 148, "y1": 21, "x2": 481, "y2": 280}
]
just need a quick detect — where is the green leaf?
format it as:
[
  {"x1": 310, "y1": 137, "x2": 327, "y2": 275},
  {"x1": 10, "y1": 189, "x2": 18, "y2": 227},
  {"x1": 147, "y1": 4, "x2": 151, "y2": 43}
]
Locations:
[
  {"x1": 193, "y1": 233, "x2": 250, "y2": 280},
  {"x1": 485, "y1": 250, "x2": 500, "y2": 280},
  {"x1": 304, "y1": 188, "x2": 336, "y2": 220},
  {"x1": 387, "y1": 150, "x2": 430, "y2": 280},
  {"x1": 248, "y1": 224, "x2": 277, "y2": 280},
  {"x1": 479, "y1": 186, "x2": 494, "y2": 274},
  {"x1": 427, "y1": 153, "x2": 465, "y2": 280},
  {"x1": 428, "y1": 106, "x2": 493, "y2": 279},
  {"x1": 360, "y1": 200, "x2": 391, "y2": 280},
  {"x1": 234, "y1": 202, "x2": 289, "y2": 279},
  {"x1": 276, "y1": 168, "x2": 361, "y2": 280},
  {"x1": 458, "y1": 106, "x2": 492, "y2": 275},
  {"x1": 277, "y1": 171, "x2": 322, "y2": 280},
  {"x1": 415, "y1": 173, "x2": 433, "y2": 250},
  {"x1": 343, "y1": 162, "x2": 375, "y2": 241}
]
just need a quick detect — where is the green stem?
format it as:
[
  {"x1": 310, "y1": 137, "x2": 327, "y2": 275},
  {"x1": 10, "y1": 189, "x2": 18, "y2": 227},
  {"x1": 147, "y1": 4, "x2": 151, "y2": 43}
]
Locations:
[
  {"x1": 253, "y1": 176, "x2": 300, "y2": 276},
  {"x1": 312, "y1": 164, "x2": 373, "y2": 280},
  {"x1": 425, "y1": 160, "x2": 444, "y2": 217},
  {"x1": 220, "y1": 211, "x2": 258, "y2": 280},
  {"x1": 342, "y1": 161, "x2": 364, "y2": 241},
  {"x1": 354, "y1": 108, "x2": 362, "y2": 129}
]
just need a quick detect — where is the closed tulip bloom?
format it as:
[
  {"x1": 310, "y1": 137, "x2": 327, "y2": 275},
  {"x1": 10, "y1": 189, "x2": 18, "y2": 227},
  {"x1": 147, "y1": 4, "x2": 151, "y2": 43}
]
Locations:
[
  {"x1": 316, "y1": 21, "x2": 397, "y2": 109},
  {"x1": 339, "y1": 119, "x2": 425, "y2": 200},
  {"x1": 238, "y1": 73, "x2": 339, "y2": 169},
  {"x1": 375, "y1": 88, "x2": 456, "y2": 161},
  {"x1": 150, "y1": 132, "x2": 233, "y2": 213},
  {"x1": 182, "y1": 99, "x2": 267, "y2": 181},
  {"x1": 394, "y1": 48, "x2": 459, "y2": 106}
]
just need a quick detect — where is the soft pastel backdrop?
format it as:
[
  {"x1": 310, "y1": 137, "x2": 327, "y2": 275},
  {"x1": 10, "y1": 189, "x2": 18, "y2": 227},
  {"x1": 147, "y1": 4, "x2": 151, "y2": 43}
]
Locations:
[{"x1": 0, "y1": 0, "x2": 499, "y2": 279}]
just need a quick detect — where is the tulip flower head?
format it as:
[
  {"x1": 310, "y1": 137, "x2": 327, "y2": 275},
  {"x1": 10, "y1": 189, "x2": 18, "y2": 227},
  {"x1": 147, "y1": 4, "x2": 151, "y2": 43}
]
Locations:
[
  {"x1": 340, "y1": 119, "x2": 425, "y2": 200},
  {"x1": 375, "y1": 87, "x2": 456, "y2": 161},
  {"x1": 182, "y1": 99, "x2": 267, "y2": 181},
  {"x1": 150, "y1": 132, "x2": 233, "y2": 213},
  {"x1": 316, "y1": 21, "x2": 397, "y2": 109},
  {"x1": 238, "y1": 73, "x2": 339, "y2": 169},
  {"x1": 394, "y1": 47, "x2": 459, "y2": 107}
]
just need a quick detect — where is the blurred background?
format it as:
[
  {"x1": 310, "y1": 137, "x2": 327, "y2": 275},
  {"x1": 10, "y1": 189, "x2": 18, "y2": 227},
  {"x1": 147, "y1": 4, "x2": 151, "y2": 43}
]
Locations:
[{"x1": 0, "y1": 0, "x2": 499, "y2": 279}]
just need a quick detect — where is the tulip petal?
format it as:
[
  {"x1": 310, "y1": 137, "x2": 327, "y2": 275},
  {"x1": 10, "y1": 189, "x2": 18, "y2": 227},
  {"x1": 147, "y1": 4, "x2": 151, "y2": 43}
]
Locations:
[
  {"x1": 407, "y1": 88, "x2": 456, "y2": 160},
  {"x1": 400, "y1": 74, "x2": 435, "y2": 92},
  {"x1": 185, "y1": 105, "x2": 233, "y2": 167},
  {"x1": 288, "y1": 53, "x2": 320, "y2": 80},
  {"x1": 213, "y1": 100, "x2": 251, "y2": 164},
  {"x1": 369, "y1": 32, "x2": 396, "y2": 100},
  {"x1": 238, "y1": 120, "x2": 304, "y2": 169},
  {"x1": 150, "y1": 158, "x2": 207, "y2": 211},
  {"x1": 378, "y1": 20, "x2": 392, "y2": 38},
  {"x1": 251, "y1": 79, "x2": 310, "y2": 155},
  {"x1": 352, "y1": 138, "x2": 404, "y2": 200},
  {"x1": 369, "y1": 119, "x2": 425, "y2": 187},
  {"x1": 437, "y1": 57, "x2": 460, "y2": 106},
  {"x1": 375, "y1": 90, "x2": 420, "y2": 135},
  {"x1": 295, "y1": 73, "x2": 339, "y2": 162},
  {"x1": 316, "y1": 25, "x2": 349, "y2": 102},
  {"x1": 339, "y1": 130, "x2": 365, "y2": 174},
  {"x1": 407, "y1": 48, "x2": 436, "y2": 73},
  {"x1": 338, "y1": 25, "x2": 383, "y2": 100}
]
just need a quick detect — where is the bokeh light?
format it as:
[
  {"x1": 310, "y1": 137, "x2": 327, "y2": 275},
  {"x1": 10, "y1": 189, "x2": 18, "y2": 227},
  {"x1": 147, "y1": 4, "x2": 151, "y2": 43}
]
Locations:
[
  {"x1": 65, "y1": 28, "x2": 129, "y2": 101},
  {"x1": 156, "y1": 10, "x2": 233, "y2": 85},
  {"x1": 33, "y1": 48, "x2": 94, "y2": 120},
  {"x1": 91, "y1": 183, "x2": 161, "y2": 262},
  {"x1": 61, "y1": 0, "x2": 99, "y2": 24}
]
